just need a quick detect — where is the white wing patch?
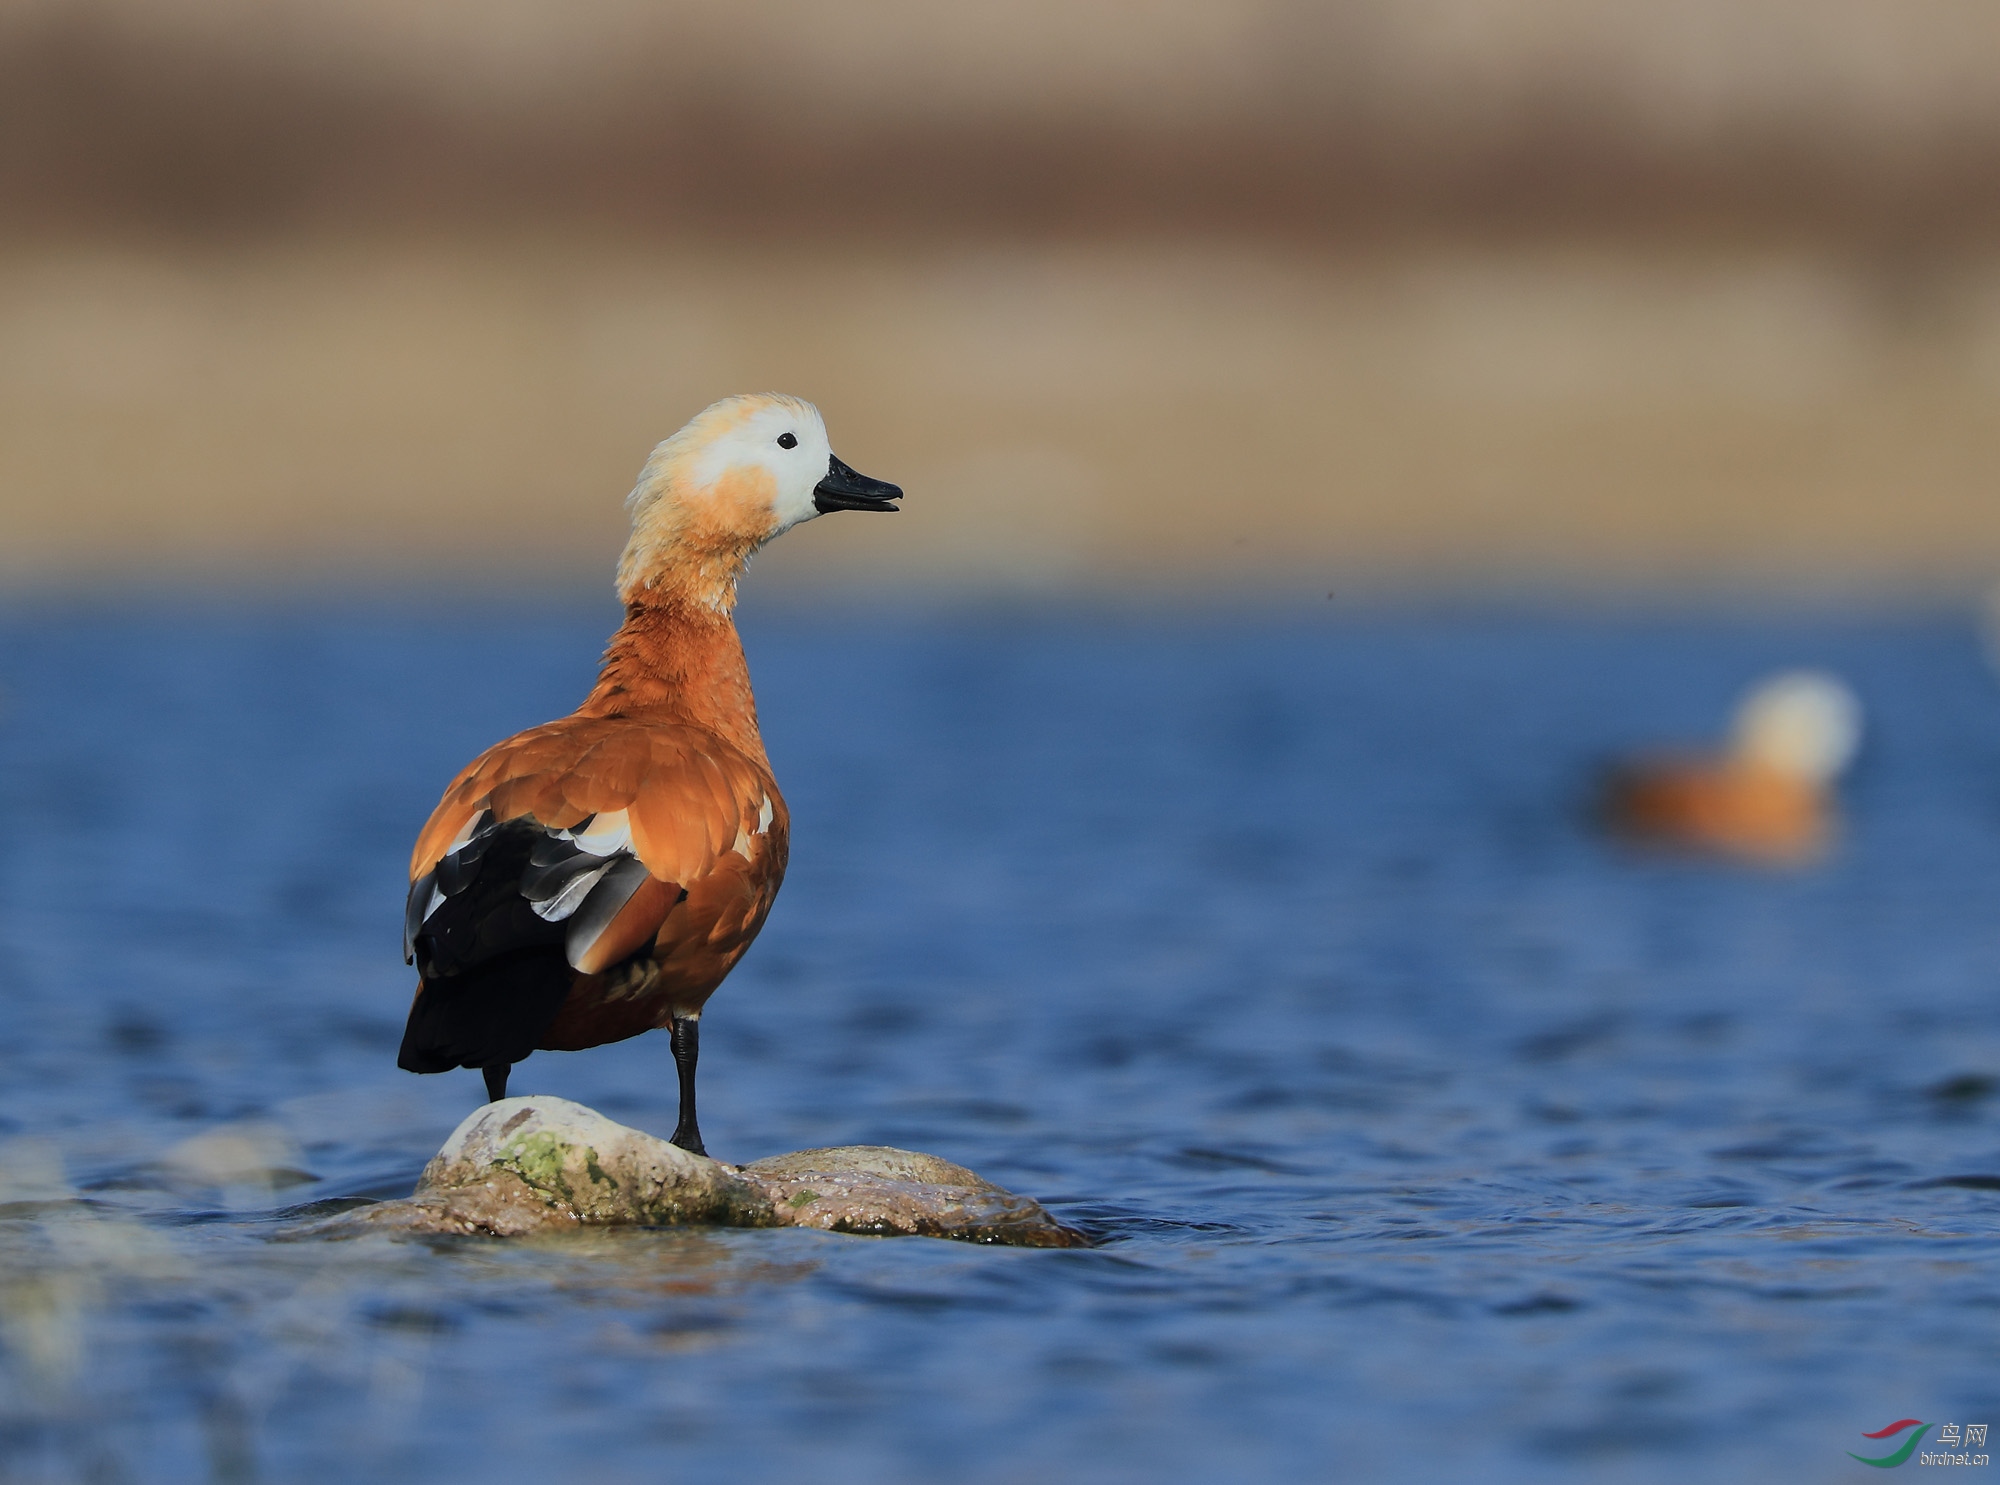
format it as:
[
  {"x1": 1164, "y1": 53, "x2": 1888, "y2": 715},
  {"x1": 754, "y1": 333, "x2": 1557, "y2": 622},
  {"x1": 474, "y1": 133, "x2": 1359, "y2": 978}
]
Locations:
[
  {"x1": 532, "y1": 860, "x2": 616, "y2": 922},
  {"x1": 561, "y1": 809, "x2": 633, "y2": 858},
  {"x1": 729, "y1": 795, "x2": 775, "y2": 860}
]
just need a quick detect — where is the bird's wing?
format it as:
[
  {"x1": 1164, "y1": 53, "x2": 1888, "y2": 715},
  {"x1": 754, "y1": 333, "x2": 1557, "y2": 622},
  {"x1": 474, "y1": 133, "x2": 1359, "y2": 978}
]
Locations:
[{"x1": 405, "y1": 720, "x2": 786, "y2": 978}]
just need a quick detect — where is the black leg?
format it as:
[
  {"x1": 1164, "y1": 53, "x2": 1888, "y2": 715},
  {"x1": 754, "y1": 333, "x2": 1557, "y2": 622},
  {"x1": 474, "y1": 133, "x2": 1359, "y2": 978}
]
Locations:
[
  {"x1": 482, "y1": 1063, "x2": 511, "y2": 1103},
  {"x1": 668, "y1": 1016, "x2": 706, "y2": 1157}
]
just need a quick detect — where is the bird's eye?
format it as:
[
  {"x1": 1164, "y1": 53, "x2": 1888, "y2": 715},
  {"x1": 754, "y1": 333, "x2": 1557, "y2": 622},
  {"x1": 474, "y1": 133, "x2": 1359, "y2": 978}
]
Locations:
[{"x1": 777, "y1": 432, "x2": 797, "y2": 449}]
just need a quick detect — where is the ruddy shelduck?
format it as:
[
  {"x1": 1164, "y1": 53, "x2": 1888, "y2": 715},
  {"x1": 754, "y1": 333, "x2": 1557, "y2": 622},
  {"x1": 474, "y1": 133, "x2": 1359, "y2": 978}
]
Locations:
[
  {"x1": 1599, "y1": 670, "x2": 1862, "y2": 863},
  {"x1": 397, "y1": 394, "x2": 901, "y2": 1155}
]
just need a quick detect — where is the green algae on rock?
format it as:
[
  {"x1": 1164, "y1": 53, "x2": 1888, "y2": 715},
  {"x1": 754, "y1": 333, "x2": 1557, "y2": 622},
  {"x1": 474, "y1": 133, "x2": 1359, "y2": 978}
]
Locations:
[{"x1": 422, "y1": 1097, "x2": 775, "y2": 1229}]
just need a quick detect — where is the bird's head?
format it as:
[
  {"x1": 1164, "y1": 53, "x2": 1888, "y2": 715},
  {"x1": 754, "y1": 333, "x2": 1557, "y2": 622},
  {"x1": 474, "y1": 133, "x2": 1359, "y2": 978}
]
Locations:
[
  {"x1": 1729, "y1": 670, "x2": 1862, "y2": 785},
  {"x1": 617, "y1": 393, "x2": 901, "y2": 609}
]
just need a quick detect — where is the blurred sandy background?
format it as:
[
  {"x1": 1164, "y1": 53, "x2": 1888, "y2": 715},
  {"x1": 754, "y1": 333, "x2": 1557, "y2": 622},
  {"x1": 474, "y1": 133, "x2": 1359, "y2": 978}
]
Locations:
[{"x1": 2, "y1": 0, "x2": 1997, "y2": 598}]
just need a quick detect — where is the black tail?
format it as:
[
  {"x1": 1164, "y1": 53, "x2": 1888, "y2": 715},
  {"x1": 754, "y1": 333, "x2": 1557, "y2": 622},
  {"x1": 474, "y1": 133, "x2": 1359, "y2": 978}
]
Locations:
[
  {"x1": 400, "y1": 819, "x2": 583, "y2": 1076},
  {"x1": 397, "y1": 948, "x2": 575, "y2": 1074}
]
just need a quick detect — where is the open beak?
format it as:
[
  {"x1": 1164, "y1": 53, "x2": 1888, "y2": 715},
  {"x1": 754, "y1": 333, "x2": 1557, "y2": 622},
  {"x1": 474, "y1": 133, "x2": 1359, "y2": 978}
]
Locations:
[{"x1": 814, "y1": 454, "x2": 902, "y2": 514}]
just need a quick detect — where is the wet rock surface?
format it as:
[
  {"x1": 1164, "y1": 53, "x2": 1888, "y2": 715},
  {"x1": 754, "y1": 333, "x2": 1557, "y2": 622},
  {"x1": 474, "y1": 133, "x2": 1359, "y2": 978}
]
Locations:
[
  {"x1": 744, "y1": 1146, "x2": 1087, "y2": 1246},
  {"x1": 744, "y1": 1144, "x2": 1088, "y2": 1248},
  {"x1": 308, "y1": 1097, "x2": 1086, "y2": 1247}
]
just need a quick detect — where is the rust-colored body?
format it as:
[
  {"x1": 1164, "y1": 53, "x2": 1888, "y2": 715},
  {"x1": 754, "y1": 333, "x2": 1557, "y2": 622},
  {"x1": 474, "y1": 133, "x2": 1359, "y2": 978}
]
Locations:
[
  {"x1": 1600, "y1": 755, "x2": 1831, "y2": 863},
  {"x1": 408, "y1": 600, "x2": 789, "y2": 1050}
]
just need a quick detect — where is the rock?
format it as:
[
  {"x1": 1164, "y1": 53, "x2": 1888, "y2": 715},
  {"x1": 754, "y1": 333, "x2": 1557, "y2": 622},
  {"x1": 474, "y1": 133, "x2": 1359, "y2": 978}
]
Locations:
[
  {"x1": 312, "y1": 1097, "x2": 774, "y2": 1237},
  {"x1": 744, "y1": 1146, "x2": 1086, "y2": 1246},
  {"x1": 305, "y1": 1096, "x2": 1087, "y2": 1247},
  {"x1": 424, "y1": 1097, "x2": 776, "y2": 1229}
]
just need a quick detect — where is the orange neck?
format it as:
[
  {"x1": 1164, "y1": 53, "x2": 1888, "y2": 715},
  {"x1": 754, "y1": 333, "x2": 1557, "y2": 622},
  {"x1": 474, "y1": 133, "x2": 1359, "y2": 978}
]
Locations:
[{"x1": 577, "y1": 600, "x2": 769, "y2": 766}]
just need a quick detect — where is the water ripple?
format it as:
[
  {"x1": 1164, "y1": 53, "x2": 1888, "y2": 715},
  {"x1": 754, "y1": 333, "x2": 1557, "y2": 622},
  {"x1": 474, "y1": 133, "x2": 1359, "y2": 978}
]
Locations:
[{"x1": 0, "y1": 607, "x2": 1997, "y2": 1481}]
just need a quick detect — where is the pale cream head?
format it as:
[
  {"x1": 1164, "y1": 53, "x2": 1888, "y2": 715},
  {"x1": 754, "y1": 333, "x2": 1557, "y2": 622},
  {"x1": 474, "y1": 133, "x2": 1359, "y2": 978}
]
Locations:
[
  {"x1": 617, "y1": 394, "x2": 833, "y2": 608},
  {"x1": 1729, "y1": 670, "x2": 1862, "y2": 783}
]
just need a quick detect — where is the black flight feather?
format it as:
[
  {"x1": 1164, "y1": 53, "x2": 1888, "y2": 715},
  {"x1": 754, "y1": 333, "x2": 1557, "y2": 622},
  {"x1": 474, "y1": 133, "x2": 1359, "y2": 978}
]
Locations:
[{"x1": 398, "y1": 815, "x2": 660, "y2": 1075}]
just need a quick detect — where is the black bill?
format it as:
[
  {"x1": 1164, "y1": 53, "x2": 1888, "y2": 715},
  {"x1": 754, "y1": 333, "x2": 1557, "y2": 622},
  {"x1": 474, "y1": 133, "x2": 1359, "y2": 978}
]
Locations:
[{"x1": 814, "y1": 454, "x2": 903, "y2": 514}]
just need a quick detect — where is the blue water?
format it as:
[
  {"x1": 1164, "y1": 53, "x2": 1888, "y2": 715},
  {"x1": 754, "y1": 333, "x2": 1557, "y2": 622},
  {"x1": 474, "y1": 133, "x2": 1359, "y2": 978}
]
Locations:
[{"x1": 1, "y1": 602, "x2": 1997, "y2": 1483}]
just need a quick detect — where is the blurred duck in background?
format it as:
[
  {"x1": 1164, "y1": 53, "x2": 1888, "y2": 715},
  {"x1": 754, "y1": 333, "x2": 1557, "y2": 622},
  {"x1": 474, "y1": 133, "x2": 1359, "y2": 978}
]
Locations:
[{"x1": 1599, "y1": 670, "x2": 1863, "y2": 864}]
